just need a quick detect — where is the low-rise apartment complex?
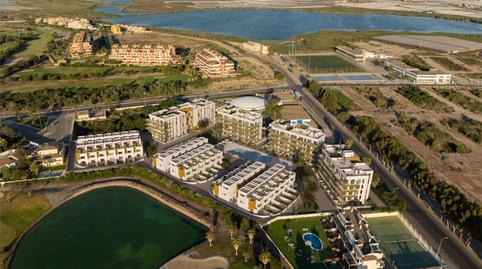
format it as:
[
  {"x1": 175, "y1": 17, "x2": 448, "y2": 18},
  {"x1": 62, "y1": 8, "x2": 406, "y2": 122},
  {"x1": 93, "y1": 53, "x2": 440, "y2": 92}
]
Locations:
[
  {"x1": 35, "y1": 143, "x2": 64, "y2": 168},
  {"x1": 68, "y1": 31, "x2": 96, "y2": 58},
  {"x1": 213, "y1": 162, "x2": 298, "y2": 215},
  {"x1": 267, "y1": 120, "x2": 325, "y2": 164},
  {"x1": 109, "y1": 43, "x2": 181, "y2": 66},
  {"x1": 194, "y1": 48, "x2": 237, "y2": 78},
  {"x1": 153, "y1": 137, "x2": 223, "y2": 182},
  {"x1": 35, "y1": 17, "x2": 95, "y2": 30},
  {"x1": 384, "y1": 60, "x2": 452, "y2": 84},
  {"x1": 75, "y1": 131, "x2": 144, "y2": 167},
  {"x1": 111, "y1": 24, "x2": 148, "y2": 34},
  {"x1": 242, "y1": 41, "x2": 269, "y2": 55},
  {"x1": 316, "y1": 144, "x2": 373, "y2": 205},
  {"x1": 216, "y1": 105, "x2": 263, "y2": 146},
  {"x1": 147, "y1": 99, "x2": 215, "y2": 143}
]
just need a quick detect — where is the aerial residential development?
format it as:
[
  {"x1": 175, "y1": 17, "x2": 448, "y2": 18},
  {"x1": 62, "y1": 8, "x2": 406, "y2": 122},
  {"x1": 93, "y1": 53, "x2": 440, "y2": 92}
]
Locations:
[{"x1": 1, "y1": 1, "x2": 481, "y2": 269}]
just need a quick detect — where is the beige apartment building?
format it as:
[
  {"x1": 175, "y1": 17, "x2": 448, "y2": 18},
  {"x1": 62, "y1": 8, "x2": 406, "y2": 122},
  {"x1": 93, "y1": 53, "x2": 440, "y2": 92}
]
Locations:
[
  {"x1": 111, "y1": 24, "x2": 148, "y2": 34},
  {"x1": 109, "y1": 43, "x2": 181, "y2": 66},
  {"x1": 35, "y1": 144, "x2": 64, "y2": 168},
  {"x1": 194, "y1": 48, "x2": 237, "y2": 78},
  {"x1": 75, "y1": 131, "x2": 144, "y2": 167},
  {"x1": 35, "y1": 17, "x2": 95, "y2": 30},
  {"x1": 68, "y1": 31, "x2": 96, "y2": 58},
  {"x1": 216, "y1": 105, "x2": 263, "y2": 146},
  {"x1": 316, "y1": 144, "x2": 373, "y2": 205},
  {"x1": 267, "y1": 120, "x2": 325, "y2": 164},
  {"x1": 147, "y1": 99, "x2": 216, "y2": 143}
]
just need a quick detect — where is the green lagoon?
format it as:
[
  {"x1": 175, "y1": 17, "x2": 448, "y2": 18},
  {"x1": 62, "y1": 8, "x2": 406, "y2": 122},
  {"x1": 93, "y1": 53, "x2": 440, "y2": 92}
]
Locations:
[{"x1": 10, "y1": 187, "x2": 206, "y2": 269}]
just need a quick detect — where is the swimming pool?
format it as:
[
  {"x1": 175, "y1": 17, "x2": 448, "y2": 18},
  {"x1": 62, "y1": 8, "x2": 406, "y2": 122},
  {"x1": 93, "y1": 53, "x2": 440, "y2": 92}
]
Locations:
[{"x1": 302, "y1": 233, "x2": 323, "y2": 251}]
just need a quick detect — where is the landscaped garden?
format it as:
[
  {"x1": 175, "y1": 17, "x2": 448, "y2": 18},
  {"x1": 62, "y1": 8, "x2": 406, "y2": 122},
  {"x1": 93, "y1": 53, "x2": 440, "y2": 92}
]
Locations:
[{"x1": 264, "y1": 216, "x2": 341, "y2": 269}]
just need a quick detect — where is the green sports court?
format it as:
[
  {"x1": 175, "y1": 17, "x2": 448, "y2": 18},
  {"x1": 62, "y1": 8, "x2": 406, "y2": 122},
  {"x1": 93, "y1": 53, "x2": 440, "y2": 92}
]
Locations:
[{"x1": 367, "y1": 216, "x2": 442, "y2": 269}]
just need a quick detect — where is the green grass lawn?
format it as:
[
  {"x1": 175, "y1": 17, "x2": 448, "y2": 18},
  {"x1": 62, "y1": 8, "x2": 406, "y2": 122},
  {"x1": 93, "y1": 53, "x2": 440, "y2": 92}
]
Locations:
[
  {"x1": 2, "y1": 74, "x2": 187, "y2": 93},
  {"x1": 15, "y1": 31, "x2": 51, "y2": 58},
  {"x1": 294, "y1": 55, "x2": 363, "y2": 73},
  {"x1": 265, "y1": 216, "x2": 339, "y2": 269},
  {"x1": 0, "y1": 193, "x2": 51, "y2": 265}
]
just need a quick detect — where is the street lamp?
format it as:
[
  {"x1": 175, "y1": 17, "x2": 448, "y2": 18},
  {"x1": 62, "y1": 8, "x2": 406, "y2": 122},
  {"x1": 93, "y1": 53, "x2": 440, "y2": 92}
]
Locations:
[{"x1": 437, "y1": 236, "x2": 448, "y2": 256}]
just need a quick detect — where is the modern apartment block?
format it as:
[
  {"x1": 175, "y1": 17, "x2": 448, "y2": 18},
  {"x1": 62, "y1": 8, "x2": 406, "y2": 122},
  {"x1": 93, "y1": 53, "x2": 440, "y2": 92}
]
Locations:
[
  {"x1": 35, "y1": 17, "x2": 95, "y2": 30},
  {"x1": 267, "y1": 120, "x2": 325, "y2": 164},
  {"x1": 212, "y1": 161, "x2": 298, "y2": 215},
  {"x1": 216, "y1": 105, "x2": 263, "y2": 146},
  {"x1": 384, "y1": 60, "x2": 452, "y2": 84},
  {"x1": 236, "y1": 163, "x2": 297, "y2": 215},
  {"x1": 153, "y1": 137, "x2": 223, "y2": 182},
  {"x1": 147, "y1": 99, "x2": 216, "y2": 143},
  {"x1": 109, "y1": 43, "x2": 181, "y2": 66},
  {"x1": 75, "y1": 131, "x2": 144, "y2": 167},
  {"x1": 68, "y1": 31, "x2": 96, "y2": 58},
  {"x1": 194, "y1": 48, "x2": 237, "y2": 78},
  {"x1": 316, "y1": 144, "x2": 373, "y2": 205},
  {"x1": 333, "y1": 210, "x2": 384, "y2": 269}
]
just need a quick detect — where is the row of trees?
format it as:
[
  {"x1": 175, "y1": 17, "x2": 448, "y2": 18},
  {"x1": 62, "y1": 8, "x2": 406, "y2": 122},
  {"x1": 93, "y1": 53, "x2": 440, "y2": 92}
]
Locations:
[
  {"x1": 396, "y1": 85, "x2": 453, "y2": 113},
  {"x1": 0, "y1": 79, "x2": 187, "y2": 114},
  {"x1": 441, "y1": 116, "x2": 482, "y2": 144},
  {"x1": 401, "y1": 55, "x2": 430, "y2": 71},
  {"x1": 0, "y1": 55, "x2": 45, "y2": 78},
  {"x1": 308, "y1": 81, "x2": 354, "y2": 116},
  {"x1": 346, "y1": 115, "x2": 481, "y2": 240}
]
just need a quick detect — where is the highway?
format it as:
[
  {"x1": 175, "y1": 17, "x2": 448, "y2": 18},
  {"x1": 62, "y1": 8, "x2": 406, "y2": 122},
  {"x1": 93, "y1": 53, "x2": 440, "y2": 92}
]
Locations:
[{"x1": 267, "y1": 56, "x2": 481, "y2": 268}]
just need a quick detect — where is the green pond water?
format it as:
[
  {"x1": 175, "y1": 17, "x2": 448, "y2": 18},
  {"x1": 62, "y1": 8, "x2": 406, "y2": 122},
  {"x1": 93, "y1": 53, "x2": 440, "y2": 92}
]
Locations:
[{"x1": 10, "y1": 187, "x2": 207, "y2": 269}]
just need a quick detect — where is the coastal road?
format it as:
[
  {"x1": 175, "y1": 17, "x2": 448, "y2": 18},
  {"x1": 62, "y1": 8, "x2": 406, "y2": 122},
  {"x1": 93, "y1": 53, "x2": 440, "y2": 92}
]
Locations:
[{"x1": 258, "y1": 53, "x2": 481, "y2": 268}]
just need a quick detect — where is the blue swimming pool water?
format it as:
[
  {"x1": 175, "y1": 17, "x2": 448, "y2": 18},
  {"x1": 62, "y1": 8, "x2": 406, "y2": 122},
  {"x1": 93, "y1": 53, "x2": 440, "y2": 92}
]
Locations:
[
  {"x1": 343, "y1": 74, "x2": 380, "y2": 81},
  {"x1": 303, "y1": 233, "x2": 323, "y2": 251}
]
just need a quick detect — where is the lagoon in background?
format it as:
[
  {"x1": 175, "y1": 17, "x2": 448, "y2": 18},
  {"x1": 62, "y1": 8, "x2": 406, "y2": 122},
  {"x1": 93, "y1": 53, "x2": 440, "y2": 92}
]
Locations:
[
  {"x1": 11, "y1": 187, "x2": 206, "y2": 269},
  {"x1": 99, "y1": 9, "x2": 482, "y2": 40}
]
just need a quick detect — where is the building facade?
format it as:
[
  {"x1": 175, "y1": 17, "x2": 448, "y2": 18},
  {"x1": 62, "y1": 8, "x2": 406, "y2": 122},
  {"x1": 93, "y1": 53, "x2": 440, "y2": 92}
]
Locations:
[
  {"x1": 147, "y1": 99, "x2": 215, "y2": 143},
  {"x1": 242, "y1": 41, "x2": 269, "y2": 55},
  {"x1": 36, "y1": 143, "x2": 64, "y2": 168},
  {"x1": 153, "y1": 137, "x2": 223, "y2": 182},
  {"x1": 75, "y1": 131, "x2": 144, "y2": 167},
  {"x1": 267, "y1": 120, "x2": 325, "y2": 164},
  {"x1": 216, "y1": 105, "x2": 263, "y2": 146},
  {"x1": 35, "y1": 17, "x2": 95, "y2": 30},
  {"x1": 316, "y1": 144, "x2": 373, "y2": 205},
  {"x1": 68, "y1": 31, "x2": 96, "y2": 58},
  {"x1": 384, "y1": 60, "x2": 452, "y2": 84},
  {"x1": 194, "y1": 48, "x2": 237, "y2": 78},
  {"x1": 336, "y1": 46, "x2": 375, "y2": 62},
  {"x1": 109, "y1": 43, "x2": 181, "y2": 66}
]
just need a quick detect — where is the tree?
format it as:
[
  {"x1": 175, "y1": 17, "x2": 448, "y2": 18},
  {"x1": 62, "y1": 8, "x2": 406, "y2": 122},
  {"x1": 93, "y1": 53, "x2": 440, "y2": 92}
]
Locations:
[
  {"x1": 247, "y1": 228, "x2": 256, "y2": 244},
  {"x1": 198, "y1": 118, "x2": 210, "y2": 131},
  {"x1": 264, "y1": 98, "x2": 281, "y2": 121},
  {"x1": 206, "y1": 230, "x2": 215, "y2": 247},
  {"x1": 232, "y1": 237, "x2": 241, "y2": 256},
  {"x1": 228, "y1": 224, "x2": 235, "y2": 239},
  {"x1": 259, "y1": 250, "x2": 272, "y2": 269},
  {"x1": 242, "y1": 251, "x2": 251, "y2": 262},
  {"x1": 362, "y1": 156, "x2": 372, "y2": 165},
  {"x1": 345, "y1": 138, "x2": 353, "y2": 149},
  {"x1": 209, "y1": 122, "x2": 224, "y2": 142}
]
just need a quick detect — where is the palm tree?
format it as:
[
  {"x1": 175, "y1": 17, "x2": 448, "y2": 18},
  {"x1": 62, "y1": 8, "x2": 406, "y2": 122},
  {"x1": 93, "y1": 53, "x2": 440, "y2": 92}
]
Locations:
[
  {"x1": 29, "y1": 162, "x2": 40, "y2": 178},
  {"x1": 345, "y1": 138, "x2": 353, "y2": 149},
  {"x1": 242, "y1": 251, "x2": 251, "y2": 262},
  {"x1": 206, "y1": 230, "x2": 215, "y2": 247},
  {"x1": 232, "y1": 237, "x2": 241, "y2": 256},
  {"x1": 259, "y1": 250, "x2": 272, "y2": 269},
  {"x1": 247, "y1": 228, "x2": 256, "y2": 244},
  {"x1": 198, "y1": 118, "x2": 210, "y2": 131},
  {"x1": 228, "y1": 224, "x2": 235, "y2": 239}
]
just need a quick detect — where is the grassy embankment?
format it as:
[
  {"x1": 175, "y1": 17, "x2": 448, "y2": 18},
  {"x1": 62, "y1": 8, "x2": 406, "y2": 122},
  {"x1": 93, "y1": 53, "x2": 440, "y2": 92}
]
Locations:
[{"x1": 6, "y1": 0, "x2": 109, "y2": 19}]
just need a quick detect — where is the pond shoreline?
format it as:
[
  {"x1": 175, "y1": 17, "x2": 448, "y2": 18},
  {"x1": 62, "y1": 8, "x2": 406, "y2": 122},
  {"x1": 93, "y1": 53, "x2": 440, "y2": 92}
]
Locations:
[{"x1": 6, "y1": 176, "x2": 211, "y2": 269}]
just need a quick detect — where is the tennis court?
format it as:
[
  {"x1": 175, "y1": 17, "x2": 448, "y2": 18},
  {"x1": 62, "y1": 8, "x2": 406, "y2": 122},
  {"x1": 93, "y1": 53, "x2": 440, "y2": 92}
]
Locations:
[{"x1": 367, "y1": 216, "x2": 442, "y2": 269}]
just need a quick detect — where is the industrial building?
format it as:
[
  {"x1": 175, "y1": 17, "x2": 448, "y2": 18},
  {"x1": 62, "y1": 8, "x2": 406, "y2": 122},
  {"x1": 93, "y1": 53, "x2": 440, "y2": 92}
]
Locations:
[
  {"x1": 153, "y1": 137, "x2": 223, "y2": 182},
  {"x1": 109, "y1": 43, "x2": 181, "y2": 66},
  {"x1": 75, "y1": 131, "x2": 144, "y2": 167},
  {"x1": 267, "y1": 120, "x2": 325, "y2": 164},
  {"x1": 147, "y1": 99, "x2": 216, "y2": 143},
  {"x1": 216, "y1": 105, "x2": 263, "y2": 146},
  {"x1": 212, "y1": 162, "x2": 298, "y2": 215},
  {"x1": 384, "y1": 60, "x2": 452, "y2": 84},
  {"x1": 316, "y1": 144, "x2": 373, "y2": 205},
  {"x1": 194, "y1": 48, "x2": 237, "y2": 78}
]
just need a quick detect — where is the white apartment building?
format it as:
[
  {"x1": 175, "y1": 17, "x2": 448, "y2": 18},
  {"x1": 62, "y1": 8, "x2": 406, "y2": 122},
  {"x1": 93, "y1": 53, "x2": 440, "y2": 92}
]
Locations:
[
  {"x1": 109, "y1": 44, "x2": 181, "y2": 66},
  {"x1": 213, "y1": 161, "x2": 266, "y2": 202},
  {"x1": 75, "y1": 131, "x2": 144, "y2": 167},
  {"x1": 147, "y1": 99, "x2": 216, "y2": 143},
  {"x1": 216, "y1": 105, "x2": 263, "y2": 146},
  {"x1": 267, "y1": 120, "x2": 325, "y2": 164},
  {"x1": 317, "y1": 144, "x2": 373, "y2": 205},
  {"x1": 236, "y1": 163, "x2": 297, "y2": 215},
  {"x1": 242, "y1": 41, "x2": 269, "y2": 55},
  {"x1": 336, "y1": 46, "x2": 376, "y2": 62},
  {"x1": 194, "y1": 48, "x2": 237, "y2": 78},
  {"x1": 35, "y1": 17, "x2": 95, "y2": 30},
  {"x1": 384, "y1": 60, "x2": 452, "y2": 84},
  {"x1": 153, "y1": 137, "x2": 223, "y2": 182}
]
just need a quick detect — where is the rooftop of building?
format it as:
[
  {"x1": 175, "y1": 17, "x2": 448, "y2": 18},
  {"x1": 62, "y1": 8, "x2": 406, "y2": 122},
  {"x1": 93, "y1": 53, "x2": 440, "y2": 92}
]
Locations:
[
  {"x1": 217, "y1": 105, "x2": 263, "y2": 121},
  {"x1": 156, "y1": 137, "x2": 208, "y2": 159},
  {"x1": 270, "y1": 120, "x2": 325, "y2": 140},
  {"x1": 229, "y1": 96, "x2": 266, "y2": 111},
  {"x1": 77, "y1": 130, "x2": 141, "y2": 143},
  {"x1": 323, "y1": 144, "x2": 372, "y2": 175},
  {"x1": 149, "y1": 99, "x2": 213, "y2": 120},
  {"x1": 239, "y1": 163, "x2": 294, "y2": 198},
  {"x1": 197, "y1": 48, "x2": 228, "y2": 59},
  {"x1": 0, "y1": 156, "x2": 15, "y2": 166}
]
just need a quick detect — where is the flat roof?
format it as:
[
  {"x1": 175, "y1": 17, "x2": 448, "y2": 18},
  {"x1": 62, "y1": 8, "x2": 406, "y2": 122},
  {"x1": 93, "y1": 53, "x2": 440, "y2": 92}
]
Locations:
[{"x1": 375, "y1": 35, "x2": 482, "y2": 53}]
